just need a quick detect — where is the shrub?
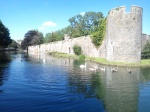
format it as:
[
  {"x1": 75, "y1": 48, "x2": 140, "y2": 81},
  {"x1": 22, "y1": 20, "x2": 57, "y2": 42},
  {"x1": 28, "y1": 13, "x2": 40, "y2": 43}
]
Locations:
[
  {"x1": 79, "y1": 54, "x2": 86, "y2": 60},
  {"x1": 73, "y1": 45, "x2": 82, "y2": 55}
]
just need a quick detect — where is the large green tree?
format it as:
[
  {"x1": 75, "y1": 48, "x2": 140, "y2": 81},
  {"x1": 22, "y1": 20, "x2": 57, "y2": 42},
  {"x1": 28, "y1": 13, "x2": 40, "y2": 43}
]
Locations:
[
  {"x1": 44, "y1": 27, "x2": 70, "y2": 43},
  {"x1": 21, "y1": 30, "x2": 44, "y2": 50},
  {"x1": 43, "y1": 11, "x2": 106, "y2": 46},
  {"x1": 68, "y1": 11, "x2": 104, "y2": 37},
  {"x1": 0, "y1": 20, "x2": 11, "y2": 48}
]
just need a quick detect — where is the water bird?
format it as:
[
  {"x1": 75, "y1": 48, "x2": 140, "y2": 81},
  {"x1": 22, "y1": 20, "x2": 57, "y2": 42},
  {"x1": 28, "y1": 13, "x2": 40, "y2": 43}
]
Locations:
[
  {"x1": 127, "y1": 67, "x2": 131, "y2": 74},
  {"x1": 99, "y1": 67, "x2": 106, "y2": 71},
  {"x1": 89, "y1": 67, "x2": 97, "y2": 71},
  {"x1": 111, "y1": 66, "x2": 118, "y2": 72},
  {"x1": 43, "y1": 59, "x2": 45, "y2": 63},
  {"x1": 64, "y1": 60, "x2": 67, "y2": 64},
  {"x1": 80, "y1": 63, "x2": 86, "y2": 68}
]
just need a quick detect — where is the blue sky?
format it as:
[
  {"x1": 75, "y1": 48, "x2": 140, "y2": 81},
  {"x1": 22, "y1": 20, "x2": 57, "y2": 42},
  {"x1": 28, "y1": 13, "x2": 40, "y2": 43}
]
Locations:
[{"x1": 0, "y1": 0, "x2": 149, "y2": 40}]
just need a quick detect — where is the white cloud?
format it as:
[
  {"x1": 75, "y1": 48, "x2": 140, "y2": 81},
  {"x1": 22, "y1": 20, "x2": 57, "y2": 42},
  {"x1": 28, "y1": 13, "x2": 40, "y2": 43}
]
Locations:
[
  {"x1": 38, "y1": 26, "x2": 46, "y2": 31},
  {"x1": 80, "y1": 12, "x2": 86, "y2": 16},
  {"x1": 42, "y1": 21, "x2": 57, "y2": 27}
]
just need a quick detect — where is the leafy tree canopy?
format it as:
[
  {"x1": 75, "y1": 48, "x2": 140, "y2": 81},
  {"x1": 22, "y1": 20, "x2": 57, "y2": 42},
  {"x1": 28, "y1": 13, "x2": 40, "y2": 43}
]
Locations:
[
  {"x1": 0, "y1": 20, "x2": 11, "y2": 48},
  {"x1": 21, "y1": 30, "x2": 44, "y2": 50},
  {"x1": 68, "y1": 11, "x2": 104, "y2": 37},
  {"x1": 141, "y1": 41, "x2": 150, "y2": 59},
  {"x1": 43, "y1": 11, "x2": 106, "y2": 48},
  {"x1": 91, "y1": 18, "x2": 106, "y2": 47}
]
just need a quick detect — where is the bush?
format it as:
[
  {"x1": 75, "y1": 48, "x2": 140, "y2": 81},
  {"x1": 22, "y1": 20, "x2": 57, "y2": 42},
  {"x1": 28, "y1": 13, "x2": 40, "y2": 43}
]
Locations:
[
  {"x1": 141, "y1": 42, "x2": 150, "y2": 59},
  {"x1": 79, "y1": 54, "x2": 86, "y2": 60},
  {"x1": 73, "y1": 45, "x2": 82, "y2": 55}
]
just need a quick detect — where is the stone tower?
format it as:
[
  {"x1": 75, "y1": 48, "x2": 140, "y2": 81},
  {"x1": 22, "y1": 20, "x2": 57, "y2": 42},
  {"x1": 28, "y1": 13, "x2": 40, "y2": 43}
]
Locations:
[{"x1": 105, "y1": 6, "x2": 142, "y2": 62}]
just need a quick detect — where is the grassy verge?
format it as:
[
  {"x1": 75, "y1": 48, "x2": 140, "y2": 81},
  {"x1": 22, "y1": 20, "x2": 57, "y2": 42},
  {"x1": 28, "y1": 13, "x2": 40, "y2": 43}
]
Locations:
[
  {"x1": 48, "y1": 52, "x2": 78, "y2": 59},
  {"x1": 48, "y1": 52, "x2": 150, "y2": 67}
]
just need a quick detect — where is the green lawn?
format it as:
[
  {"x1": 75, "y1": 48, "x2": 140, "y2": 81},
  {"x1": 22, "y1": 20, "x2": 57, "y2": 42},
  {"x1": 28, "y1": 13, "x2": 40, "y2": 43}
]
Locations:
[{"x1": 48, "y1": 52, "x2": 150, "y2": 67}]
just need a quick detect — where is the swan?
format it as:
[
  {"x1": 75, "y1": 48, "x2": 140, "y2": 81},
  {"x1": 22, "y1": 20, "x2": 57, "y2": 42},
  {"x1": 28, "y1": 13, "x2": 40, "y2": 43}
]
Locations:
[
  {"x1": 80, "y1": 63, "x2": 86, "y2": 68},
  {"x1": 64, "y1": 60, "x2": 67, "y2": 64},
  {"x1": 89, "y1": 67, "x2": 97, "y2": 71},
  {"x1": 43, "y1": 59, "x2": 45, "y2": 63},
  {"x1": 99, "y1": 67, "x2": 105, "y2": 71}
]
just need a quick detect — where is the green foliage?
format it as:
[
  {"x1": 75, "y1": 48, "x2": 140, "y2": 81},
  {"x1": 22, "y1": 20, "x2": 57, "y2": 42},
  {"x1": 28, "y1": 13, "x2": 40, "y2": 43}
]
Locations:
[
  {"x1": 8, "y1": 39, "x2": 18, "y2": 49},
  {"x1": 21, "y1": 30, "x2": 44, "y2": 50},
  {"x1": 91, "y1": 18, "x2": 106, "y2": 47},
  {"x1": 141, "y1": 42, "x2": 150, "y2": 59},
  {"x1": 0, "y1": 20, "x2": 11, "y2": 48},
  {"x1": 44, "y1": 27, "x2": 70, "y2": 43},
  {"x1": 43, "y1": 11, "x2": 105, "y2": 45},
  {"x1": 68, "y1": 11, "x2": 104, "y2": 38},
  {"x1": 79, "y1": 54, "x2": 86, "y2": 60},
  {"x1": 73, "y1": 45, "x2": 82, "y2": 55}
]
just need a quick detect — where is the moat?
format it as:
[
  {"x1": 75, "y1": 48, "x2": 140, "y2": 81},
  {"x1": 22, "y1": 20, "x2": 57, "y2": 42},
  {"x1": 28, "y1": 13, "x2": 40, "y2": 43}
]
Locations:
[{"x1": 0, "y1": 52, "x2": 150, "y2": 112}]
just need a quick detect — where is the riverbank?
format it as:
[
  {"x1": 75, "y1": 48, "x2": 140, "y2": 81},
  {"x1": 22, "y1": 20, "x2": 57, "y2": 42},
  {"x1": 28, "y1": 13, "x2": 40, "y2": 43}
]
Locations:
[{"x1": 48, "y1": 52, "x2": 150, "y2": 67}]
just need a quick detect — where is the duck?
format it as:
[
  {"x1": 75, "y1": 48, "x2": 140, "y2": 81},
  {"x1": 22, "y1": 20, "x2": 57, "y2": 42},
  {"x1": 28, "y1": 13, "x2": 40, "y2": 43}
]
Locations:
[
  {"x1": 80, "y1": 63, "x2": 86, "y2": 68},
  {"x1": 127, "y1": 67, "x2": 131, "y2": 74},
  {"x1": 111, "y1": 66, "x2": 118, "y2": 72}
]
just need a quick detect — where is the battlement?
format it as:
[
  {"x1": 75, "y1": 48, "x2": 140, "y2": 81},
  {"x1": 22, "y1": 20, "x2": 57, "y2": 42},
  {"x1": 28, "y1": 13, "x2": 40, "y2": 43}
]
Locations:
[{"x1": 108, "y1": 5, "x2": 142, "y2": 15}]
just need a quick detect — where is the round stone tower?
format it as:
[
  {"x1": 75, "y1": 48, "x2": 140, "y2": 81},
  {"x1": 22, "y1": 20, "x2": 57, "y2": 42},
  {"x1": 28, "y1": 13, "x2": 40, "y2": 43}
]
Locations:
[{"x1": 105, "y1": 6, "x2": 142, "y2": 63}]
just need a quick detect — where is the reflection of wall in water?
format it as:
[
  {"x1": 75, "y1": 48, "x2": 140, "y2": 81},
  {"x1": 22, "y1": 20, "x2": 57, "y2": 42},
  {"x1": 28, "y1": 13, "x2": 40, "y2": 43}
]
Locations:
[
  {"x1": 28, "y1": 53, "x2": 74, "y2": 69},
  {"x1": 99, "y1": 67, "x2": 140, "y2": 112}
]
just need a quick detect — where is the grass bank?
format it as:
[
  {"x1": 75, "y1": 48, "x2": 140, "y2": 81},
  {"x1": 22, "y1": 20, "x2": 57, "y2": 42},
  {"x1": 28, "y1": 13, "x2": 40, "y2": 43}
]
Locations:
[{"x1": 48, "y1": 52, "x2": 150, "y2": 67}]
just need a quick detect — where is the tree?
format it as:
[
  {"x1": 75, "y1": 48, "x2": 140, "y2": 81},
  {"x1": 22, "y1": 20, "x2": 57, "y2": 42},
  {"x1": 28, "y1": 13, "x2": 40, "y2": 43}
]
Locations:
[
  {"x1": 8, "y1": 39, "x2": 18, "y2": 50},
  {"x1": 0, "y1": 20, "x2": 11, "y2": 48},
  {"x1": 44, "y1": 27, "x2": 69, "y2": 43},
  {"x1": 141, "y1": 41, "x2": 150, "y2": 59},
  {"x1": 91, "y1": 18, "x2": 106, "y2": 47},
  {"x1": 68, "y1": 11, "x2": 104, "y2": 37},
  {"x1": 21, "y1": 30, "x2": 44, "y2": 50}
]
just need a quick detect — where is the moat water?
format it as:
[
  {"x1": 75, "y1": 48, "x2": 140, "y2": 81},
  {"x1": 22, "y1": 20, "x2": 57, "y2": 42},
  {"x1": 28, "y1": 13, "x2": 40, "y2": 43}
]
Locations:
[{"x1": 0, "y1": 52, "x2": 150, "y2": 112}]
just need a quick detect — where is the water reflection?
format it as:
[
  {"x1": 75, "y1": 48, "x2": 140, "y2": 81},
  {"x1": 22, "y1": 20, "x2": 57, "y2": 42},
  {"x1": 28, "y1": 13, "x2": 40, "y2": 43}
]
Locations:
[
  {"x1": 0, "y1": 52, "x2": 149, "y2": 111},
  {"x1": 0, "y1": 53, "x2": 12, "y2": 86},
  {"x1": 28, "y1": 53, "x2": 141, "y2": 112}
]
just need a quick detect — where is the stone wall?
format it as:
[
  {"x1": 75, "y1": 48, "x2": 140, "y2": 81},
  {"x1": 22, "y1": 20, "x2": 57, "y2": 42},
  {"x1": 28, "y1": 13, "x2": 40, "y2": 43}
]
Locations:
[{"x1": 28, "y1": 35, "x2": 106, "y2": 58}]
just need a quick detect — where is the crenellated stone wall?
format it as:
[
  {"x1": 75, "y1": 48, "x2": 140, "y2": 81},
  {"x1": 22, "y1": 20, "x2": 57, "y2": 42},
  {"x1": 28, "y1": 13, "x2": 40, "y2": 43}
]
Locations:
[{"x1": 105, "y1": 6, "x2": 143, "y2": 62}]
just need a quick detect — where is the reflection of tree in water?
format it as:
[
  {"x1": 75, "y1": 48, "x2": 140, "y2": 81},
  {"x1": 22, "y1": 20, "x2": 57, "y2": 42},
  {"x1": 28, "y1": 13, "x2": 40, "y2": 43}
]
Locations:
[
  {"x1": 73, "y1": 59, "x2": 85, "y2": 68},
  {"x1": 68, "y1": 59, "x2": 105, "y2": 98},
  {"x1": 140, "y1": 67, "x2": 150, "y2": 82},
  {"x1": 67, "y1": 72, "x2": 94, "y2": 97},
  {"x1": 90, "y1": 73, "x2": 105, "y2": 100},
  {"x1": 0, "y1": 53, "x2": 12, "y2": 88},
  {"x1": 68, "y1": 61, "x2": 140, "y2": 112}
]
